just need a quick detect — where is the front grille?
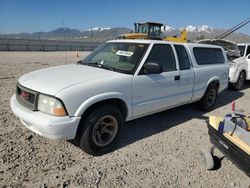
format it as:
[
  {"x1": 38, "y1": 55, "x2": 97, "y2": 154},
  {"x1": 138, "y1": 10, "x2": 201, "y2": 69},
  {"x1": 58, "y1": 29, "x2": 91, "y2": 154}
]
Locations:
[{"x1": 16, "y1": 84, "x2": 38, "y2": 110}]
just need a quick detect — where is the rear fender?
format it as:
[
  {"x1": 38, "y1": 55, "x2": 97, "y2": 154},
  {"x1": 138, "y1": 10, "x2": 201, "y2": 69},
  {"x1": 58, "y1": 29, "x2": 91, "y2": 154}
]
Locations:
[{"x1": 203, "y1": 77, "x2": 220, "y2": 95}]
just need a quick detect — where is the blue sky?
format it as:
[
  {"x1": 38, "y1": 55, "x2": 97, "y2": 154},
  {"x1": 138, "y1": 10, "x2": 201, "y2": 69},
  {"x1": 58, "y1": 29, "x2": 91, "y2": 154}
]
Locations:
[{"x1": 0, "y1": 0, "x2": 250, "y2": 34}]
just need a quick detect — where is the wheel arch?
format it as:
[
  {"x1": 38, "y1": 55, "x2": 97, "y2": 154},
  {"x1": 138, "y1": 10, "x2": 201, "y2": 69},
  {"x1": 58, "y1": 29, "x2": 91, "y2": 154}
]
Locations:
[
  {"x1": 235, "y1": 64, "x2": 247, "y2": 82},
  {"x1": 205, "y1": 77, "x2": 220, "y2": 95},
  {"x1": 240, "y1": 69, "x2": 247, "y2": 77},
  {"x1": 74, "y1": 93, "x2": 130, "y2": 120}
]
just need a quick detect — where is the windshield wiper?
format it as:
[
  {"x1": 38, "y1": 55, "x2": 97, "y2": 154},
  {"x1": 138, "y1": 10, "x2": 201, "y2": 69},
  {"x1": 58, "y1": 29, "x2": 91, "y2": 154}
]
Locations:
[
  {"x1": 85, "y1": 60, "x2": 115, "y2": 71},
  {"x1": 92, "y1": 63, "x2": 115, "y2": 71},
  {"x1": 79, "y1": 60, "x2": 128, "y2": 73}
]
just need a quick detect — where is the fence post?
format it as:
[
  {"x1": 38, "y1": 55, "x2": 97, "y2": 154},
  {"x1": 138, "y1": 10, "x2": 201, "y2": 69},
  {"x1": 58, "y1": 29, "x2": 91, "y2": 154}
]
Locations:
[
  {"x1": 7, "y1": 38, "x2": 10, "y2": 51},
  {"x1": 42, "y1": 40, "x2": 45, "y2": 51},
  {"x1": 26, "y1": 39, "x2": 28, "y2": 51}
]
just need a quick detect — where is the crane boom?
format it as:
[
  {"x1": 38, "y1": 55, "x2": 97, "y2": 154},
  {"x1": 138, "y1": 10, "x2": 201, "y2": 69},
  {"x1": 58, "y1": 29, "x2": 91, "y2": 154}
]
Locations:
[{"x1": 216, "y1": 17, "x2": 250, "y2": 39}]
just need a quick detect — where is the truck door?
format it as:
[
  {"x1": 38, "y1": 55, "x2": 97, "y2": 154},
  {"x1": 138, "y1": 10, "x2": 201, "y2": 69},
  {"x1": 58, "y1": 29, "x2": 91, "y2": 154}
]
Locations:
[
  {"x1": 173, "y1": 44, "x2": 195, "y2": 102},
  {"x1": 133, "y1": 44, "x2": 189, "y2": 117}
]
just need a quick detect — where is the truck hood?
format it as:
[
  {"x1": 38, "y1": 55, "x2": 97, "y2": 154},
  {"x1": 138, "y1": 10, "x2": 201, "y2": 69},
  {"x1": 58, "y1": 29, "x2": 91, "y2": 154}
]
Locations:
[
  {"x1": 18, "y1": 64, "x2": 121, "y2": 95},
  {"x1": 232, "y1": 57, "x2": 247, "y2": 64}
]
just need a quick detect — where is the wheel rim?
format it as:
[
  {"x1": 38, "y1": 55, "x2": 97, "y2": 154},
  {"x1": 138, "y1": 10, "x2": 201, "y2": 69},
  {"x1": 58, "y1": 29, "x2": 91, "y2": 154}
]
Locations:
[
  {"x1": 236, "y1": 72, "x2": 245, "y2": 90},
  {"x1": 92, "y1": 115, "x2": 118, "y2": 147},
  {"x1": 207, "y1": 89, "x2": 216, "y2": 106}
]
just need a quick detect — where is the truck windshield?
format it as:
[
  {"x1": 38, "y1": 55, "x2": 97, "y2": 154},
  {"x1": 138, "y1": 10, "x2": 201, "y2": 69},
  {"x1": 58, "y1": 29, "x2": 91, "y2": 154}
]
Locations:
[
  {"x1": 81, "y1": 42, "x2": 149, "y2": 74},
  {"x1": 238, "y1": 45, "x2": 245, "y2": 57}
]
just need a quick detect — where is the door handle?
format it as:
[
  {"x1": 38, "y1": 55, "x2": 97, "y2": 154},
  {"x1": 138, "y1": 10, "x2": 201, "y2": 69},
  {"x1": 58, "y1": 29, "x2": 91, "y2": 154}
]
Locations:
[{"x1": 175, "y1": 75, "x2": 180, "y2": 80}]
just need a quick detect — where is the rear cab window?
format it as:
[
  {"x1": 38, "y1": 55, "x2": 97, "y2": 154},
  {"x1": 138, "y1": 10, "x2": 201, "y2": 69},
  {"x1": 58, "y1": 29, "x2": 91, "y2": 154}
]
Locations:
[{"x1": 193, "y1": 47, "x2": 225, "y2": 65}]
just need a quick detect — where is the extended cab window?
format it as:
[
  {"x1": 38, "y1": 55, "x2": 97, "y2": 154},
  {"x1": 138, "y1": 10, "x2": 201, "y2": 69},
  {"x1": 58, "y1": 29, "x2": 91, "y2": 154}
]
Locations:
[
  {"x1": 174, "y1": 45, "x2": 190, "y2": 70},
  {"x1": 193, "y1": 47, "x2": 225, "y2": 65},
  {"x1": 146, "y1": 44, "x2": 176, "y2": 72}
]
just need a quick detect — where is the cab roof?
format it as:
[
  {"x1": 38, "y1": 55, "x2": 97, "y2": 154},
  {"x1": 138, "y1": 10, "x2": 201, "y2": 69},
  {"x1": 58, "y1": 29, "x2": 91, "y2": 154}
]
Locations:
[{"x1": 107, "y1": 39, "x2": 225, "y2": 49}]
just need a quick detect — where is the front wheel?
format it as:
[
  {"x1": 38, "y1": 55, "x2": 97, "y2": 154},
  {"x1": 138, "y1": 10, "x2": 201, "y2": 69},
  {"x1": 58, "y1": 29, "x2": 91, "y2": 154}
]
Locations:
[
  {"x1": 229, "y1": 71, "x2": 245, "y2": 91},
  {"x1": 198, "y1": 83, "x2": 218, "y2": 111},
  {"x1": 76, "y1": 105, "x2": 123, "y2": 156}
]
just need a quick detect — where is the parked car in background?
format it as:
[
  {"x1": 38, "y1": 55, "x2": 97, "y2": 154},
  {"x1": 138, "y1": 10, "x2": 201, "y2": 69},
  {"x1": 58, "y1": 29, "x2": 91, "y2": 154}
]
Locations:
[
  {"x1": 238, "y1": 43, "x2": 250, "y2": 85},
  {"x1": 10, "y1": 39, "x2": 229, "y2": 155},
  {"x1": 197, "y1": 39, "x2": 249, "y2": 90}
]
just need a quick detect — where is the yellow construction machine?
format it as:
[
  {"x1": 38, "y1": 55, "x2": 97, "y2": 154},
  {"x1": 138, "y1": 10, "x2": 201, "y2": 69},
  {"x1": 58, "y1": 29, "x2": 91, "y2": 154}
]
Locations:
[
  {"x1": 117, "y1": 22, "x2": 187, "y2": 43},
  {"x1": 165, "y1": 29, "x2": 187, "y2": 42}
]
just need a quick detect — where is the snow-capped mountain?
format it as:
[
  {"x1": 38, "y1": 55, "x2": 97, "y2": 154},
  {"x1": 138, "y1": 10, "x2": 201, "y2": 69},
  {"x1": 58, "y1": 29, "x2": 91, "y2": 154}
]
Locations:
[
  {"x1": 85, "y1": 27, "x2": 111, "y2": 32},
  {"x1": 185, "y1": 25, "x2": 197, "y2": 32},
  {"x1": 1, "y1": 24, "x2": 250, "y2": 43},
  {"x1": 184, "y1": 25, "x2": 214, "y2": 34},
  {"x1": 162, "y1": 25, "x2": 175, "y2": 32}
]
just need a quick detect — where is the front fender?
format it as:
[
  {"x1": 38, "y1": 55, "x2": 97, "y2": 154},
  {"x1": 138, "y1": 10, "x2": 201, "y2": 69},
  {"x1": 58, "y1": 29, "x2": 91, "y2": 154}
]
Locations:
[
  {"x1": 74, "y1": 92, "x2": 132, "y2": 118},
  {"x1": 229, "y1": 58, "x2": 247, "y2": 83},
  {"x1": 232, "y1": 64, "x2": 247, "y2": 82}
]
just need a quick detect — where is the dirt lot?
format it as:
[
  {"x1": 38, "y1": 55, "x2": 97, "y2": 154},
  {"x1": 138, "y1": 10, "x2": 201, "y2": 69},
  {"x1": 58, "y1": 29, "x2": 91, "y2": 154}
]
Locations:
[{"x1": 0, "y1": 52, "x2": 250, "y2": 188}]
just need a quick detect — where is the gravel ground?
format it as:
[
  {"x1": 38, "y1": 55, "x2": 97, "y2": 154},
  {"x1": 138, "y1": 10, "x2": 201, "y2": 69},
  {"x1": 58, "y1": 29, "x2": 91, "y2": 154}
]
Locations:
[{"x1": 0, "y1": 51, "x2": 250, "y2": 188}]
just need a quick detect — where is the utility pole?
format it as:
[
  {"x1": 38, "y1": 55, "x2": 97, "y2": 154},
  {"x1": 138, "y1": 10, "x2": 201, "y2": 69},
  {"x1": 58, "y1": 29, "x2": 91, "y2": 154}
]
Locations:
[
  {"x1": 63, "y1": 20, "x2": 68, "y2": 64},
  {"x1": 91, "y1": 26, "x2": 94, "y2": 50}
]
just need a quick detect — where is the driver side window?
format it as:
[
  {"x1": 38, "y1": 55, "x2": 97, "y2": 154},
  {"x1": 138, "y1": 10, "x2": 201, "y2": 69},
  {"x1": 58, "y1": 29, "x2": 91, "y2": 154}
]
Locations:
[{"x1": 145, "y1": 44, "x2": 176, "y2": 72}]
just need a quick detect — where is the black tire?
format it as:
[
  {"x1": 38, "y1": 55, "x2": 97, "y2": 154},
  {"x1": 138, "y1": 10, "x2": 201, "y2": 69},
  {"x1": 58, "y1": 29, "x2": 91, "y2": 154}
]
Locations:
[
  {"x1": 76, "y1": 105, "x2": 123, "y2": 156},
  {"x1": 229, "y1": 71, "x2": 246, "y2": 91},
  {"x1": 198, "y1": 83, "x2": 218, "y2": 111}
]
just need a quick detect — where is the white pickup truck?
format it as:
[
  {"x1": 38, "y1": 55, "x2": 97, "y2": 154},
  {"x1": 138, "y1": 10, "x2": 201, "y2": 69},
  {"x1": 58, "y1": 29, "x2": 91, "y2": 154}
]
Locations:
[
  {"x1": 228, "y1": 43, "x2": 250, "y2": 90},
  {"x1": 10, "y1": 40, "x2": 229, "y2": 155}
]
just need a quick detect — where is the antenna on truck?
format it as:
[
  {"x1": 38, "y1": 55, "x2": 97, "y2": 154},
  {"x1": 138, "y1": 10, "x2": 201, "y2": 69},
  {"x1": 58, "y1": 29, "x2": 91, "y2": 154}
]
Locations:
[
  {"x1": 63, "y1": 20, "x2": 68, "y2": 64},
  {"x1": 215, "y1": 17, "x2": 250, "y2": 39}
]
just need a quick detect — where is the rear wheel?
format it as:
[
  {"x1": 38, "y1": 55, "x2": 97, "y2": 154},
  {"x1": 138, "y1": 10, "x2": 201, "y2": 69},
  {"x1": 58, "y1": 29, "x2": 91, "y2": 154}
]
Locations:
[
  {"x1": 76, "y1": 105, "x2": 123, "y2": 156},
  {"x1": 230, "y1": 71, "x2": 245, "y2": 91},
  {"x1": 198, "y1": 83, "x2": 218, "y2": 111}
]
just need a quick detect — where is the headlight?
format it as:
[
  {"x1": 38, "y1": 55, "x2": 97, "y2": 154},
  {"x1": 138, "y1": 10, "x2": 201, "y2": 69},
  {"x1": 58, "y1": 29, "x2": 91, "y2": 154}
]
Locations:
[
  {"x1": 229, "y1": 61, "x2": 236, "y2": 68},
  {"x1": 38, "y1": 94, "x2": 67, "y2": 116}
]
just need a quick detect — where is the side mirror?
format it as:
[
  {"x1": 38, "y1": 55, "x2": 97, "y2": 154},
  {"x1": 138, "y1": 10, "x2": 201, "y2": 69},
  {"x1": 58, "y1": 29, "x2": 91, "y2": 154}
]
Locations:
[
  {"x1": 247, "y1": 54, "x2": 250, "y2": 59},
  {"x1": 143, "y1": 62, "x2": 162, "y2": 74}
]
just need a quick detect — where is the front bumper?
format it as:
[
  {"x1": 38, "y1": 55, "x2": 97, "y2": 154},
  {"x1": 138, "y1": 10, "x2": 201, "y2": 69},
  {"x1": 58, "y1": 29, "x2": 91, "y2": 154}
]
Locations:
[{"x1": 10, "y1": 95, "x2": 81, "y2": 140}]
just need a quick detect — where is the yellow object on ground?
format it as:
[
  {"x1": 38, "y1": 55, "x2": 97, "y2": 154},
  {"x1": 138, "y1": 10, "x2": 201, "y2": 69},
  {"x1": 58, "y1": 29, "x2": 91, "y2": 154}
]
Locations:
[
  {"x1": 209, "y1": 116, "x2": 223, "y2": 130},
  {"x1": 208, "y1": 116, "x2": 250, "y2": 155}
]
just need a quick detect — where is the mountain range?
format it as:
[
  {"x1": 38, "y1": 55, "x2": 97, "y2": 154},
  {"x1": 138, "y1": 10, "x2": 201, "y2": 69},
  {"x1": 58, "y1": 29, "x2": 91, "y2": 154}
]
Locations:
[{"x1": 1, "y1": 25, "x2": 250, "y2": 43}]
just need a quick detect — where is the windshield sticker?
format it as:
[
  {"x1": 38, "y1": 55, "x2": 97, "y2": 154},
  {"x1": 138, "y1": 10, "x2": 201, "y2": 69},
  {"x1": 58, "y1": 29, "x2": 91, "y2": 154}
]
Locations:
[{"x1": 116, "y1": 50, "x2": 134, "y2": 57}]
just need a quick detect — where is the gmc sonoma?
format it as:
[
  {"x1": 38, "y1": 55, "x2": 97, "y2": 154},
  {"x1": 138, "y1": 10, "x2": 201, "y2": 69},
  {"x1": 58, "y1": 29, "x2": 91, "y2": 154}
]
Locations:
[{"x1": 10, "y1": 40, "x2": 229, "y2": 155}]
